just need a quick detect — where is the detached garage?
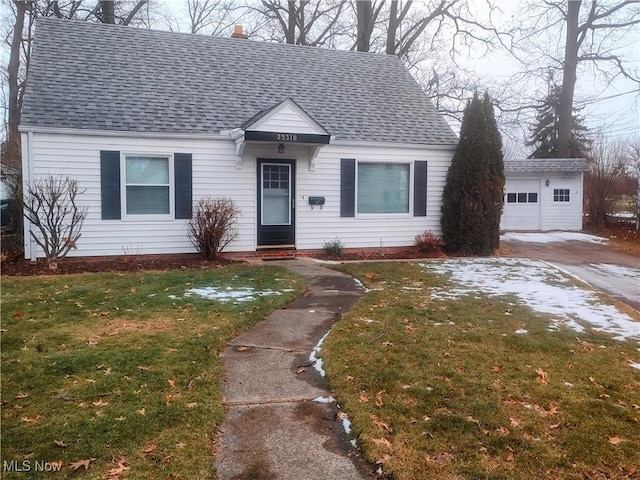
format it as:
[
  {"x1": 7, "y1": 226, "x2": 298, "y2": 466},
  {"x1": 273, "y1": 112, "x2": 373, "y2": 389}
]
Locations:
[{"x1": 501, "y1": 158, "x2": 587, "y2": 231}]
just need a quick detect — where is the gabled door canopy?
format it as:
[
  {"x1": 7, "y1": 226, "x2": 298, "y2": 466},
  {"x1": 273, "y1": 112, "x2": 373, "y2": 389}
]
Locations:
[{"x1": 230, "y1": 98, "x2": 331, "y2": 170}]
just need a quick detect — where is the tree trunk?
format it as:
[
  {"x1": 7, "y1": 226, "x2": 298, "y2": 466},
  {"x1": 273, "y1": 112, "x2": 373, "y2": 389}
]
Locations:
[
  {"x1": 285, "y1": 0, "x2": 296, "y2": 43},
  {"x1": 558, "y1": 0, "x2": 581, "y2": 158},
  {"x1": 7, "y1": 1, "x2": 27, "y2": 169},
  {"x1": 386, "y1": 0, "x2": 399, "y2": 54},
  {"x1": 356, "y1": 0, "x2": 372, "y2": 52},
  {"x1": 100, "y1": 0, "x2": 116, "y2": 24}
]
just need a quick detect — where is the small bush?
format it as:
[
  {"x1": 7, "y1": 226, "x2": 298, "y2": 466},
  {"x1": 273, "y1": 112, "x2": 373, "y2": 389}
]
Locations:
[
  {"x1": 323, "y1": 238, "x2": 344, "y2": 258},
  {"x1": 414, "y1": 231, "x2": 444, "y2": 256},
  {"x1": 1, "y1": 233, "x2": 24, "y2": 263},
  {"x1": 188, "y1": 197, "x2": 240, "y2": 261}
]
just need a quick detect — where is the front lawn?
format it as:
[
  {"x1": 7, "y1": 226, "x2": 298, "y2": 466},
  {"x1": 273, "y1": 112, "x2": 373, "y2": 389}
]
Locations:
[
  {"x1": 1, "y1": 265, "x2": 304, "y2": 479},
  {"x1": 323, "y1": 261, "x2": 640, "y2": 480}
]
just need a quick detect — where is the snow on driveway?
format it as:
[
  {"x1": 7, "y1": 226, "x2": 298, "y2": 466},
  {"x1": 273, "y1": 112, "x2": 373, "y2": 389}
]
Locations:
[
  {"x1": 501, "y1": 231, "x2": 608, "y2": 244},
  {"x1": 421, "y1": 257, "x2": 640, "y2": 344}
]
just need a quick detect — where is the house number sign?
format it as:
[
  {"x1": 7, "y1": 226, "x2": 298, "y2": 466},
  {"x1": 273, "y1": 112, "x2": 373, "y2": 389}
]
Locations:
[{"x1": 276, "y1": 133, "x2": 299, "y2": 141}]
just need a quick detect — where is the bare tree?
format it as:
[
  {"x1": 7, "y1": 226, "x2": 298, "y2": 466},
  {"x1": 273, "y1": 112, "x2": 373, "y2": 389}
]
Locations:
[
  {"x1": 584, "y1": 136, "x2": 635, "y2": 226},
  {"x1": 514, "y1": 1, "x2": 640, "y2": 158},
  {"x1": 23, "y1": 175, "x2": 87, "y2": 269},
  {"x1": 187, "y1": 0, "x2": 242, "y2": 34},
  {"x1": 355, "y1": 0, "x2": 384, "y2": 51},
  {"x1": 255, "y1": 0, "x2": 347, "y2": 46}
]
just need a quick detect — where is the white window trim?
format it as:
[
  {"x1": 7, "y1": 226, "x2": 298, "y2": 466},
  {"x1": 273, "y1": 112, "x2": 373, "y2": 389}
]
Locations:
[
  {"x1": 355, "y1": 160, "x2": 413, "y2": 217},
  {"x1": 552, "y1": 188, "x2": 571, "y2": 203},
  {"x1": 260, "y1": 162, "x2": 292, "y2": 226},
  {"x1": 120, "y1": 153, "x2": 175, "y2": 221}
]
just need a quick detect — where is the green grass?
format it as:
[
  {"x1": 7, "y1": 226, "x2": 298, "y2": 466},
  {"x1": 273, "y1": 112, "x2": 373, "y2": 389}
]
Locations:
[
  {"x1": 323, "y1": 262, "x2": 640, "y2": 480},
  {"x1": 1, "y1": 265, "x2": 304, "y2": 479}
]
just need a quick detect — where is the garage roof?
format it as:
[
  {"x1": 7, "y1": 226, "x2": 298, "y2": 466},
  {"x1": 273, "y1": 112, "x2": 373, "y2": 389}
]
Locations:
[{"x1": 505, "y1": 159, "x2": 588, "y2": 173}]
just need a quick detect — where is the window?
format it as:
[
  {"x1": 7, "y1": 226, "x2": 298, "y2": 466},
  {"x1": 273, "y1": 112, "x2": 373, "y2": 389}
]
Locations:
[
  {"x1": 506, "y1": 192, "x2": 537, "y2": 203},
  {"x1": 125, "y1": 156, "x2": 171, "y2": 215},
  {"x1": 357, "y1": 163, "x2": 410, "y2": 214},
  {"x1": 553, "y1": 188, "x2": 570, "y2": 202}
]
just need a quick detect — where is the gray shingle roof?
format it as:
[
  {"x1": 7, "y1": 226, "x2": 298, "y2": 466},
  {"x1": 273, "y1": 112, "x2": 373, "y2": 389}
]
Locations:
[
  {"x1": 505, "y1": 158, "x2": 588, "y2": 173},
  {"x1": 21, "y1": 18, "x2": 457, "y2": 145}
]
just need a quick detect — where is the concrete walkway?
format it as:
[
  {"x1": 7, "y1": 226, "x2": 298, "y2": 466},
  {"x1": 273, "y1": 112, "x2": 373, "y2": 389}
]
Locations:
[{"x1": 215, "y1": 258, "x2": 374, "y2": 480}]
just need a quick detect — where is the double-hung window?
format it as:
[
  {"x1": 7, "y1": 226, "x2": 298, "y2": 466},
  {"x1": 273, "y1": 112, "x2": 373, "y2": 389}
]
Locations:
[
  {"x1": 357, "y1": 163, "x2": 410, "y2": 214},
  {"x1": 553, "y1": 188, "x2": 570, "y2": 202},
  {"x1": 124, "y1": 156, "x2": 172, "y2": 216}
]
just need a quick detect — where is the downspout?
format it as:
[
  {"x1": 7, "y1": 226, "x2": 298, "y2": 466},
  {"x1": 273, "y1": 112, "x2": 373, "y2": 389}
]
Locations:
[{"x1": 21, "y1": 130, "x2": 36, "y2": 261}]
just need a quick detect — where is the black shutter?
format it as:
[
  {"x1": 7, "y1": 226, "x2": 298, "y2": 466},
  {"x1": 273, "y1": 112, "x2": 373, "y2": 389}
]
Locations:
[
  {"x1": 100, "y1": 150, "x2": 121, "y2": 220},
  {"x1": 413, "y1": 160, "x2": 427, "y2": 217},
  {"x1": 340, "y1": 158, "x2": 355, "y2": 217},
  {"x1": 174, "y1": 153, "x2": 193, "y2": 219}
]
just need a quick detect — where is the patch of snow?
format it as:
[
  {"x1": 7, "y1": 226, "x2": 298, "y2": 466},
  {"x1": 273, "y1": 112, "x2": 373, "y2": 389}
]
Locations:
[
  {"x1": 422, "y1": 258, "x2": 640, "y2": 344},
  {"x1": 313, "y1": 396, "x2": 335, "y2": 403},
  {"x1": 589, "y1": 263, "x2": 640, "y2": 282},
  {"x1": 167, "y1": 295, "x2": 178, "y2": 300},
  {"x1": 501, "y1": 231, "x2": 608, "y2": 244},
  {"x1": 630, "y1": 363, "x2": 640, "y2": 370},
  {"x1": 515, "y1": 329, "x2": 528, "y2": 334},
  {"x1": 341, "y1": 415, "x2": 352, "y2": 435},
  {"x1": 353, "y1": 278, "x2": 370, "y2": 292},
  {"x1": 564, "y1": 382, "x2": 574, "y2": 387},
  {"x1": 182, "y1": 286, "x2": 293, "y2": 303},
  {"x1": 351, "y1": 439, "x2": 357, "y2": 447},
  {"x1": 309, "y1": 330, "x2": 331, "y2": 377},
  {"x1": 308, "y1": 310, "x2": 316, "y2": 313},
  {"x1": 402, "y1": 286, "x2": 422, "y2": 291}
]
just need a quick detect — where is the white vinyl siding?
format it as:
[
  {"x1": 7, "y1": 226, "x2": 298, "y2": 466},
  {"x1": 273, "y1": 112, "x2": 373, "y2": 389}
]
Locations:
[
  {"x1": 501, "y1": 173, "x2": 584, "y2": 231},
  {"x1": 23, "y1": 132, "x2": 454, "y2": 258}
]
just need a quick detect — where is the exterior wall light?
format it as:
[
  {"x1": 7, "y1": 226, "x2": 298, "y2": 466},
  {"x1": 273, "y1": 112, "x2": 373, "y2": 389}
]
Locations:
[
  {"x1": 278, "y1": 143, "x2": 285, "y2": 154},
  {"x1": 545, "y1": 178, "x2": 550, "y2": 187}
]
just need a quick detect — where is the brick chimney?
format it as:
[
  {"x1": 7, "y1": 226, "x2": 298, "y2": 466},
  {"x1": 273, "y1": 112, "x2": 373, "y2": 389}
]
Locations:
[{"x1": 231, "y1": 25, "x2": 248, "y2": 39}]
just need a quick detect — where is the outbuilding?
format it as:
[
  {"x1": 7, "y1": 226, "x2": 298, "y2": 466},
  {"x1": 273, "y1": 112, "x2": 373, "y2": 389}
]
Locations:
[
  {"x1": 20, "y1": 19, "x2": 457, "y2": 259},
  {"x1": 501, "y1": 158, "x2": 587, "y2": 231}
]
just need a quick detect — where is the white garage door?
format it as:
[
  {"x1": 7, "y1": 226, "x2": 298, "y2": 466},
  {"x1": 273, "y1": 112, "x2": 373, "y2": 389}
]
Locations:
[{"x1": 501, "y1": 179, "x2": 541, "y2": 230}]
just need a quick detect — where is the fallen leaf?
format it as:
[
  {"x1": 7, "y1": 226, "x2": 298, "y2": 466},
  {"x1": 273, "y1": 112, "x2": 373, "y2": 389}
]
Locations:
[
  {"x1": 103, "y1": 368, "x2": 112, "y2": 375},
  {"x1": 21, "y1": 415, "x2": 44, "y2": 423},
  {"x1": 54, "y1": 440, "x2": 68, "y2": 448},
  {"x1": 371, "y1": 414, "x2": 392, "y2": 433},
  {"x1": 346, "y1": 375, "x2": 354, "y2": 382},
  {"x1": 372, "y1": 437, "x2": 393, "y2": 450},
  {"x1": 138, "y1": 366, "x2": 150, "y2": 371},
  {"x1": 86, "y1": 378, "x2": 96, "y2": 383},
  {"x1": 92, "y1": 399, "x2": 109, "y2": 408},
  {"x1": 142, "y1": 444, "x2": 158, "y2": 455},
  {"x1": 549, "y1": 423, "x2": 560, "y2": 429},
  {"x1": 381, "y1": 341, "x2": 393, "y2": 347},
  {"x1": 608, "y1": 436, "x2": 624, "y2": 445},
  {"x1": 506, "y1": 452, "x2": 514, "y2": 462},
  {"x1": 509, "y1": 417, "x2": 520, "y2": 427},
  {"x1": 536, "y1": 368, "x2": 549, "y2": 384},
  {"x1": 15, "y1": 392, "x2": 29, "y2": 399},
  {"x1": 13, "y1": 311, "x2": 24, "y2": 319},
  {"x1": 236, "y1": 345, "x2": 252, "y2": 352},
  {"x1": 358, "y1": 392, "x2": 369, "y2": 403},
  {"x1": 375, "y1": 390, "x2": 385, "y2": 408},
  {"x1": 491, "y1": 365, "x2": 502, "y2": 373},
  {"x1": 108, "y1": 461, "x2": 130, "y2": 477},
  {"x1": 168, "y1": 379, "x2": 176, "y2": 388},
  {"x1": 496, "y1": 426, "x2": 510, "y2": 436},
  {"x1": 363, "y1": 273, "x2": 375, "y2": 279},
  {"x1": 186, "y1": 402, "x2": 198, "y2": 409},
  {"x1": 69, "y1": 458, "x2": 95, "y2": 471},
  {"x1": 137, "y1": 408, "x2": 146, "y2": 416},
  {"x1": 295, "y1": 367, "x2": 306, "y2": 374},
  {"x1": 547, "y1": 404, "x2": 560, "y2": 415},
  {"x1": 176, "y1": 442, "x2": 186, "y2": 449},
  {"x1": 405, "y1": 325, "x2": 416, "y2": 334}
]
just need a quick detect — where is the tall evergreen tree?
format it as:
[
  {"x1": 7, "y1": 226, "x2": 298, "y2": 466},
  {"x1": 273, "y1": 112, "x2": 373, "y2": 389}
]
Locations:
[
  {"x1": 441, "y1": 92, "x2": 505, "y2": 255},
  {"x1": 527, "y1": 85, "x2": 591, "y2": 159}
]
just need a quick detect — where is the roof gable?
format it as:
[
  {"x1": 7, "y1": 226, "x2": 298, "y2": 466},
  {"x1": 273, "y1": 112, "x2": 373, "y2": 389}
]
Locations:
[
  {"x1": 21, "y1": 18, "x2": 458, "y2": 146},
  {"x1": 241, "y1": 98, "x2": 328, "y2": 135}
]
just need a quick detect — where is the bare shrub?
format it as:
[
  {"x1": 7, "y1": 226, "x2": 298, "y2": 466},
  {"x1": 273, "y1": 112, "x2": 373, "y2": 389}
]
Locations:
[
  {"x1": 322, "y1": 238, "x2": 344, "y2": 258},
  {"x1": 188, "y1": 197, "x2": 240, "y2": 260},
  {"x1": 414, "y1": 231, "x2": 444, "y2": 256},
  {"x1": 23, "y1": 175, "x2": 87, "y2": 269}
]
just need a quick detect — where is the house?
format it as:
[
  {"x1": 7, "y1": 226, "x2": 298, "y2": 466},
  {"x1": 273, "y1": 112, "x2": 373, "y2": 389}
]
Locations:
[
  {"x1": 20, "y1": 19, "x2": 457, "y2": 260},
  {"x1": 501, "y1": 158, "x2": 587, "y2": 231}
]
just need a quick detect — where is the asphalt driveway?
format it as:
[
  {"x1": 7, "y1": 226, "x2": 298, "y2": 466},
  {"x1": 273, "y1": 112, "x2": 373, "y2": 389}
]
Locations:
[{"x1": 500, "y1": 232, "x2": 640, "y2": 310}]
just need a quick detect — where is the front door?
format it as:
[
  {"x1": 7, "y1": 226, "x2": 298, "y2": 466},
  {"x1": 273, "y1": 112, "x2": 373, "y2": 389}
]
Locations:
[{"x1": 257, "y1": 159, "x2": 296, "y2": 248}]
